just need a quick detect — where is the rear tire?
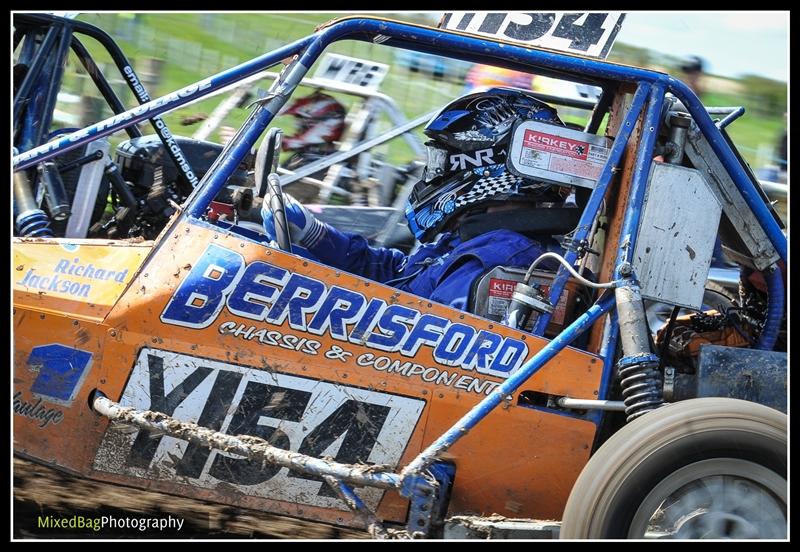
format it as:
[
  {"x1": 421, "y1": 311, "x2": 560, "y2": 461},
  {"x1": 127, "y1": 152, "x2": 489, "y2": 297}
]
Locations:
[{"x1": 560, "y1": 398, "x2": 786, "y2": 539}]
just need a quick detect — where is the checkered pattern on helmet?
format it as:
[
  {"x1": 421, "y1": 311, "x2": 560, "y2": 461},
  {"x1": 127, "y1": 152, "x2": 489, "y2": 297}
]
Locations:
[{"x1": 454, "y1": 173, "x2": 522, "y2": 207}]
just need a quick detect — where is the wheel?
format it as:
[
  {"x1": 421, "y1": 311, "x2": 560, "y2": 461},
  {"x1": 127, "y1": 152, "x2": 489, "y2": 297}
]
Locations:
[{"x1": 560, "y1": 398, "x2": 786, "y2": 539}]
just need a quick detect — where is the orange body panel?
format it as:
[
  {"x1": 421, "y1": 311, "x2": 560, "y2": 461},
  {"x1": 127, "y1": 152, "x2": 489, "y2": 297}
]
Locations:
[
  {"x1": 14, "y1": 219, "x2": 603, "y2": 529},
  {"x1": 14, "y1": 311, "x2": 109, "y2": 466}
]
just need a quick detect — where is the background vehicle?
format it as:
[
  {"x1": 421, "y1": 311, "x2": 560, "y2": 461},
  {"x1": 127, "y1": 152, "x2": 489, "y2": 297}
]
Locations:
[
  {"x1": 13, "y1": 12, "x2": 787, "y2": 540},
  {"x1": 393, "y1": 48, "x2": 473, "y2": 81}
]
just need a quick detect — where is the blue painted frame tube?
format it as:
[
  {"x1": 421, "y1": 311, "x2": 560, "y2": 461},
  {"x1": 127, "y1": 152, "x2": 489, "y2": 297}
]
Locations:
[
  {"x1": 533, "y1": 82, "x2": 650, "y2": 335},
  {"x1": 186, "y1": 99, "x2": 288, "y2": 218},
  {"x1": 587, "y1": 309, "x2": 619, "y2": 426},
  {"x1": 348, "y1": 20, "x2": 666, "y2": 84},
  {"x1": 716, "y1": 106, "x2": 745, "y2": 129},
  {"x1": 188, "y1": 23, "x2": 367, "y2": 216},
  {"x1": 185, "y1": 36, "x2": 332, "y2": 218},
  {"x1": 667, "y1": 78, "x2": 786, "y2": 261},
  {"x1": 185, "y1": 23, "x2": 366, "y2": 218},
  {"x1": 15, "y1": 24, "x2": 40, "y2": 67},
  {"x1": 13, "y1": 35, "x2": 315, "y2": 170},
  {"x1": 613, "y1": 81, "x2": 666, "y2": 278},
  {"x1": 33, "y1": 21, "x2": 73, "y2": 149},
  {"x1": 13, "y1": 25, "x2": 61, "y2": 124},
  {"x1": 401, "y1": 292, "x2": 616, "y2": 477},
  {"x1": 19, "y1": 52, "x2": 59, "y2": 153},
  {"x1": 13, "y1": 16, "x2": 784, "y2": 261}
]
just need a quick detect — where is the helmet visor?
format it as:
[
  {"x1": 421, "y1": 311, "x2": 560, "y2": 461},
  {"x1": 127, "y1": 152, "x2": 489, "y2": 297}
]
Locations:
[{"x1": 423, "y1": 143, "x2": 448, "y2": 183}]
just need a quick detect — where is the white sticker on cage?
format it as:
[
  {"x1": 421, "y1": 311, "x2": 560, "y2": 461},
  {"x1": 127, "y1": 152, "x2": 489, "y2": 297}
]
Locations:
[
  {"x1": 312, "y1": 53, "x2": 389, "y2": 91},
  {"x1": 508, "y1": 121, "x2": 612, "y2": 189},
  {"x1": 439, "y1": 12, "x2": 626, "y2": 59}
]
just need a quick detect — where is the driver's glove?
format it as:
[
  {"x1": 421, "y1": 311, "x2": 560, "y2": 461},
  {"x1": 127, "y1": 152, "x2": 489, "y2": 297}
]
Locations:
[{"x1": 261, "y1": 192, "x2": 327, "y2": 249}]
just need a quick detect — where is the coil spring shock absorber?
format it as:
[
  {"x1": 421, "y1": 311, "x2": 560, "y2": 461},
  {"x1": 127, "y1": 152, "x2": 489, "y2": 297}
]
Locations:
[
  {"x1": 615, "y1": 283, "x2": 664, "y2": 422},
  {"x1": 617, "y1": 353, "x2": 662, "y2": 421},
  {"x1": 14, "y1": 170, "x2": 53, "y2": 237}
]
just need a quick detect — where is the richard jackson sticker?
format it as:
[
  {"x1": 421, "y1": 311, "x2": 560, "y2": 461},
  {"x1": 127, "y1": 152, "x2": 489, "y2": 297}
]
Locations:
[
  {"x1": 14, "y1": 243, "x2": 147, "y2": 306},
  {"x1": 93, "y1": 348, "x2": 425, "y2": 510}
]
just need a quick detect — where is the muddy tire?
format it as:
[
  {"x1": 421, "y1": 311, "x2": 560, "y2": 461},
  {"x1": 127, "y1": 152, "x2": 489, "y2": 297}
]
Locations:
[{"x1": 560, "y1": 398, "x2": 786, "y2": 539}]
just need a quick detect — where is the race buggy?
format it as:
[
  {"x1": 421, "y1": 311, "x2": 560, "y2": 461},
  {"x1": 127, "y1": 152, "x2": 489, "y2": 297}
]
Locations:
[{"x1": 13, "y1": 13, "x2": 787, "y2": 539}]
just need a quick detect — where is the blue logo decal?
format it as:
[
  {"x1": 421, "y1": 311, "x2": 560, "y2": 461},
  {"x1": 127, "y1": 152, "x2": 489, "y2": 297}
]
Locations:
[
  {"x1": 162, "y1": 245, "x2": 530, "y2": 379},
  {"x1": 28, "y1": 344, "x2": 93, "y2": 405}
]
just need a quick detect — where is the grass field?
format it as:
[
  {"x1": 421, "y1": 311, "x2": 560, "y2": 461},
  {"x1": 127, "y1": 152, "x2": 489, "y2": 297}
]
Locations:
[{"x1": 55, "y1": 13, "x2": 785, "y2": 170}]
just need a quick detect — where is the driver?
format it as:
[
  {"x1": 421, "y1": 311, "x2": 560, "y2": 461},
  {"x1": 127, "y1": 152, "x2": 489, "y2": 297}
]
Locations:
[{"x1": 262, "y1": 87, "x2": 570, "y2": 312}]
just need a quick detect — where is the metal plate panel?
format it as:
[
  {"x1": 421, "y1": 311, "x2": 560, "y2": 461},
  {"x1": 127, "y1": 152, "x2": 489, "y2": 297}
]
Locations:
[
  {"x1": 697, "y1": 345, "x2": 787, "y2": 413},
  {"x1": 633, "y1": 162, "x2": 721, "y2": 310},
  {"x1": 684, "y1": 127, "x2": 780, "y2": 271}
]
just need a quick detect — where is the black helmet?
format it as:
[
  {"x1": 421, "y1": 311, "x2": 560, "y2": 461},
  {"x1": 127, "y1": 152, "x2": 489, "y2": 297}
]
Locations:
[{"x1": 405, "y1": 87, "x2": 565, "y2": 241}]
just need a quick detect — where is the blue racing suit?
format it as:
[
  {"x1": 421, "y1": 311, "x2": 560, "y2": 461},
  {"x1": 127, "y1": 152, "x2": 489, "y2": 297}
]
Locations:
[{"x1": 303, "y1": 224, "x2": 548, "y2": 312}]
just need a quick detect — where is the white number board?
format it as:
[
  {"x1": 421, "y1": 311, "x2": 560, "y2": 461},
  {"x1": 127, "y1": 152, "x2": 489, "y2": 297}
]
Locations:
[
  {"x1": 312, "y1": 53, "x2": 389, "y2": 91},
  {"x1": 440, "y1": 12, "x2": 625, "y2": 59},
  {"x1": 93, "y1": 348, "x2": 425, "y2": 510}
]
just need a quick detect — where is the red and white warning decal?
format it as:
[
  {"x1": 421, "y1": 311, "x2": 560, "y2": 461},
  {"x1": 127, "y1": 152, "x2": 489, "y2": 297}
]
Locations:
[
  {"x1": 523, "y1": 130, "x2": 590, "y2": 160},
  {"x1": 508, "y1": 120, "x2": 611, "y2": 189},
  {"x1": 487, "y1": 278, "x2": 516, "y2": 317}
]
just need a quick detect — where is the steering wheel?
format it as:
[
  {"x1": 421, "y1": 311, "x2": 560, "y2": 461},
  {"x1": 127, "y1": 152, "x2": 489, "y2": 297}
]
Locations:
[{"x1": 255, "y1": 128, "x2": 292, "y2": 252}]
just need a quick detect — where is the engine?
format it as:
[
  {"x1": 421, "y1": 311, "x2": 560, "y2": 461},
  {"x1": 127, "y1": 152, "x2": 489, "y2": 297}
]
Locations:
[
  {"x1": 97, "y1": 135, "x2": 254, "y2": 240},
  {"x1": 16, "y1": 134, "x2": 254, "y2": 241}
]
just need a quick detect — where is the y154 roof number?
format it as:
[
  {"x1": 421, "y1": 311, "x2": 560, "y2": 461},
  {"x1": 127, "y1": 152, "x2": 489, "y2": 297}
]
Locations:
[{"x1": 440, "y1": 12, "x2": 626, "y2": 59}]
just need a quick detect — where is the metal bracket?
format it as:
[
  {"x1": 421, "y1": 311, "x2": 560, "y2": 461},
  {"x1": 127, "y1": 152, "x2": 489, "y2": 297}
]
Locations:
[
  {"x1": 663, "y1": 366, "x2": 676, "y2": 402},
  {"x1": 400, "y1": 462, "x2": 454, "y2": 538},
  {"x1": 401, "y1": 473, "x2": 438, "y2": 538},
  {"x1": 560, "y1": 227, "x2": 599, "y2": 260}
]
